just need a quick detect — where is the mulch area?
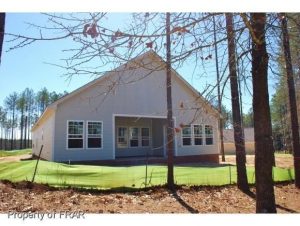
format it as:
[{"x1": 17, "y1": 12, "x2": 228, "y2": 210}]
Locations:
[{"x1": 0, "y1": 180, "x2": 299, "y2": 213}]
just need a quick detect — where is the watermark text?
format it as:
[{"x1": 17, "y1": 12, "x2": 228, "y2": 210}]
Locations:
[{"x1": 7, "y1": 211, "x2": 85, "y2": 221}]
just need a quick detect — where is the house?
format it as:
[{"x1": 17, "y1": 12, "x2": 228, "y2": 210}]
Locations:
[
  {"x1": 223, "y1": 128, "x2": 255, "y2": 154},
  {"x1": 31, "y1": 51, "x2": 220, "y2": 164}
]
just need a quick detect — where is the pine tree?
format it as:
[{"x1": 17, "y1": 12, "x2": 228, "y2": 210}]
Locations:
[{"x1": 251, "y1": 13, "x2": 277, "y2": 213}]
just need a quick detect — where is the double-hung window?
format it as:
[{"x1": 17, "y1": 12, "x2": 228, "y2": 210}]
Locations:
[
  {"x1": 67, "y1": 121, "x2": 84, "y2": 149},
  {"x1": 193, "y1": 125, "x2": 203, "y2": 145},
  {"x1": 205, "y1": 125, "x2": 213, "y2": 145},
  {"x1": 87, "y1": 121, "x2": 102, "y2": 148},
  {"x1": 129, "y1": 127, "x2": 139, "y2": 147},
  {"x1": 182, "y1": 124, "x2": 213, "y2": 146},
  {"x1": 141, "y1": 128, "x2": 150, "y2": 147},
  {"x1": 182, "y1": 126, "x2": 192, "y2": 146}
]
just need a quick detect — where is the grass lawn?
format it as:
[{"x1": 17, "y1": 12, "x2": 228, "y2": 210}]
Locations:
[
  {"x1": 0, "y1": 149, "x2": 32, "y2": 157},
  {"x1": 275, "y1": 153, "x2": 293, "y2": 157},
  {"x1": 0, "y1": 160, "x2": 295, "y2": 190}
]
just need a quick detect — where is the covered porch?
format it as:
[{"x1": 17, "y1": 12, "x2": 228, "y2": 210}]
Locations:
[{"x1": 113, "y1": 115, "x2": 168, "y2": 158}]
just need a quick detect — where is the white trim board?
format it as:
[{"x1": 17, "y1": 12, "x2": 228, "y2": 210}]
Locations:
[{"x1": 85, "y1": 120, "x2": 104, "y2": 150}]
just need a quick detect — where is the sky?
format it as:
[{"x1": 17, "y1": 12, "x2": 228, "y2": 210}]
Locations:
[
  {"x1": 0, "y1": 13, "x2": 88, "y2": 100},
  {"x1": 0, "y1": 12, "x2": 259, "y2": 114},
  {"x1": 0, "y1": 13, "x2": 156, "y2": 100},
  {"x1": 2, "y1": 1, "x2": 298, "y2": 115},
  {"x1": 1, "y1": 1, "x2": 299, "y2": 226}
]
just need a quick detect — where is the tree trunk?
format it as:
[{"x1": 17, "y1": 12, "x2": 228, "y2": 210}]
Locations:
[
  {"x1": 27, "y1": 110, "x2": 31, "y2": 148},
  {"x1": 213, "y1": 15, "x2": 225, "y2": 162},
  {"x1": 236, "y1": 59, "x2": 247, "y2": 164},
  {"x1": 280, "y1": 13, "x2": 300, "y2": 188},
  {"x1": 24, "y1": 115, "x2": 27, "y2": 148},
  {"x1": 4, "y1": 129, "x2": 8, "y2": 150},
  {"x1": 0, "y1": 127, "x2": 3, "y2": 149},
  {"x1": 10, "y1": 110, "x2": 15, "y2": 150},
  {"x1": 166, "y1": 12, "x2": 175, "y2": 189},
  {"x1": 225, "y1": 13, "x2": 249, "y2": 192},
  {"x1": 20, "y1": 112, "x2": 23, "y2": 149},
  {"x1": 251, "y1": 13, "x2": 277, "y2": 213},
  {"x1": 0, "y1": 13, "x2": 5, "y2": 64}
]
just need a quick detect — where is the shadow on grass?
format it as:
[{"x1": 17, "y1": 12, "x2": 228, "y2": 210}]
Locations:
[
  {"x1": 175, "y1": 163, "x2": 234, "y2": 168},
  {"x1": 0, "y1": 179, "x2": 163, "y2": 194},
  {"x1": 287, "y1": 169, "x2": 293, "y2": 181}
]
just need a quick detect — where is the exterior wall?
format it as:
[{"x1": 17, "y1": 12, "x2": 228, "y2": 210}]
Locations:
[
  {"x1": 32, "y1": 112, "x2": 55, "y2": 160},
  {"x1": 223, "y1": 142, "x2": 255, "y2": 155},
  {"x1": 53, "y1": 106, "x2": 113, "y2": 162},
  {"x1": 65, "y1": 154, "x2": 219, "y2": 165},
  {"x1": 223, "y1": 128, "x2": 254, "y2": 143},
  {"x1": 52, "y1": 55, "x2": 219, "y2": 162},
  {"x1": 223, "y1": 128, "x2": 254, "y2": 154},
  {"x1": 171, "y1": 75, "x2": 219, "y2": 157}
]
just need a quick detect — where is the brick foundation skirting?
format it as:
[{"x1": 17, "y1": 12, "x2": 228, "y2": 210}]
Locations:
[
  {"x1": 174, "y1": 154, "x2": 219, "y2": 164},
  {"x1": 59, "y1": 154, "x2": 219, "y2": 166}
]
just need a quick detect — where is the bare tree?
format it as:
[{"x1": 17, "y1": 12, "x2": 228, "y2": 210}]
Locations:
[
  {"x1": 250, "y1": 13, "x2": 276, "y2": 213},
  {"x1": 36, "y1": 87, "x2": 50, "y2": 116},
  {"x1": 16, "y1": 92, "x2": 26, "y2": 149},
  {"x1": 5, "y1": 13, "x2": 253, "y2": 190},
  {"x1": 0, "y1": 13, "x2": 5, "y2": 64},
  {"x1": 4, "y1": 92, "x2": 18, "y2": 150},
  {"x1": 280, "y1": 13, "x2": 300, "y2": 188},
  {"x1": 225, "y1": 13, "x2": 249, "y2": 192},
  {"x1": 165, "y1": 12, "x2": 175, "y2": 189},
  {"x1": 23, "y1": 88, "x2": 35, "y2": 148},
  {"x1": 0, "y1": 107, "x2": 7, "y2": 149},
  {"x1": 213, "y1": 15, "x2": 225, "y2": 162}
]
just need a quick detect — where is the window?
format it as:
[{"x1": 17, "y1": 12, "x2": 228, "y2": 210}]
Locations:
[
  {"x1": 182, "y1": 126, "x2": 192, "y2": 146},
  {"x1": 193, "y1": 125, "x2": 203, "y2": 145},
  {"x1": 205, "y1": 125, "x2": 213, "y2": 145},
  {"x1": 117, "y1": 127, "x2": 128, "y2": 148},
  {"x1": 87, "y1": 121, "x2": 102, "y2": 148},
  {"x1": 181, "y1": 124, "x2": 212, "y2": 146},
  {"x1": 141, "y1": 128, "x2": 150, "y2": 147},
  {"x1": 67, "y1": 121, "x2": 84, "y2": 149},
  {"x1": 129, "y1": 127, "x2": 139, "y2": 147}
]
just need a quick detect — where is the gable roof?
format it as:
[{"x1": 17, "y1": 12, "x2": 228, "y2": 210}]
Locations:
[{"x1": 32, "y1": 50, "x2": 220, "y2": 131}]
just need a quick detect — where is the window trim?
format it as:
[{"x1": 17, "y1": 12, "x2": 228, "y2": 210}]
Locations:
[
  {"x1": 116, "y1": 126, "x2": 152, "y2": 149},
  {"x1": 117, "y1": 126, "x2": 129, "y2": 149},
  {"x1": 181, "y1": 125, "x2": 192, "y2": 146},
  {"x1": 129, "y1": 127, "x2": 140, "y2": 148},
  {"x1": 181, "y1": 124, "x2": 214, "y2": 147},
  {"x1": 66, "y1": 120, "x2": 84, "y2": 150},
  {"x1": 86, "y1": 121, "x2": 103, "y2": 150},
  {"x1": 204, "y1": 124, "x2": 214, "y2": 145},
  {"x1": 141, "y1": 127, "x2": 151, "y2": 147},
  {"x1": 193, "y1": 124, "x2": 203, "y2": 146}
]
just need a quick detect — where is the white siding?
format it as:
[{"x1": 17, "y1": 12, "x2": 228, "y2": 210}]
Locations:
[
  {"x1": 50, "y1": 54, "x2": 219, "y2": 161},
  {"x1": 32, "y1": 112, "x2": 55, "y2": 160}
]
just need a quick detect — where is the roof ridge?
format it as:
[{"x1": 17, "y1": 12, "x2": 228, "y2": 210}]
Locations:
[{"x1": 32, "y1": 50, "x2": 220, "y2": 131}]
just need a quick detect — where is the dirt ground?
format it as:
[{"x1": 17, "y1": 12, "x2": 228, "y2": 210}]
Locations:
[
  {"x1": 0, "y1": 180, "x2": 299, "y2": 213},
  {"x1": 220, "y1": 154, "x2": 293, "y2": 169},
  {"x1": 0, "y1": 154, "x2": 297, "y2": 213},
  {"x1": 0, "y1": 154, "x2": 32, "y2": 163}
]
